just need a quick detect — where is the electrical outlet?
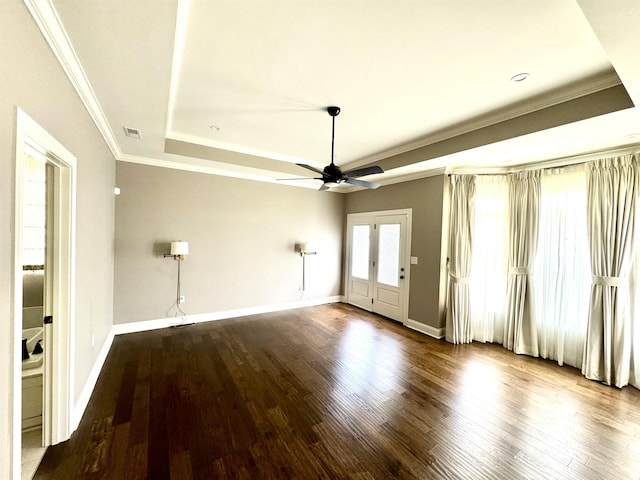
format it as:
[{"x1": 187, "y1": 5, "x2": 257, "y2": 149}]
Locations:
[{"x1": 179, "y1": 295, "x2": 185, "y2": 304}]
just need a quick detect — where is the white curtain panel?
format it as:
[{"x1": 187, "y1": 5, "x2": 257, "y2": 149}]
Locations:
[
  {"x1": 504, "y1": 170, "x2": 541, "y2": 356},
  {"x1": 632, "y1": 253, "x2": 640, "y2": 389},
  {"x1": 632, "y1": 257, "x2": 640, "y2": 388},
  {"x1": 583, "y1": 154, "x2": 639, "y2": 387},
  {"x1": 446, "y1": 175, "x2": 475, "y2": 344},
  {"x1": 532, "y1": 165, "x2": 590, "y2": 368},
  {"x1": 469, "y1": 176, "x2": 509, "y2": 343}
]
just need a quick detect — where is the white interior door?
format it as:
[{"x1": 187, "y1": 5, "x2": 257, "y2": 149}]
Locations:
[
  {"x1": 43, "y1": 162, "x2": 54, "y2": 447},
  {"x1": 372, "y1": 215, "x2": 407, "y2": 321},
  {"x1": 346, "y1": 211, "x2": 411, "y2": 323}
]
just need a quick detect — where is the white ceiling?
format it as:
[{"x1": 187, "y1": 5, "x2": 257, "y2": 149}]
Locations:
[{"x1": 44, "y1": 0, "x2": 640, "y2": 191}]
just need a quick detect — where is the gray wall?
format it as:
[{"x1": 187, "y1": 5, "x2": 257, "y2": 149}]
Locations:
[
  {"x1": 23, "y1": 272, "x2": 44, "y2": 329},
  {"x1": 345, "y1": 175, "x2": 447, "y2": 329},
  {"x1": 23, "y1": 272, "x2": 44, "y2": 308},
  {"x1": 114, "y1": 162, "x2": 345, "y2": 324},
  {"x1": 0, "y1": 1, "x2": 115, "y2": 474}
]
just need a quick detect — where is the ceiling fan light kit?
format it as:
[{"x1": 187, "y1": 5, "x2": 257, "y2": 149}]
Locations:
[{"x1": 283, "y1": 106, "x2": 384, "y2": 191}]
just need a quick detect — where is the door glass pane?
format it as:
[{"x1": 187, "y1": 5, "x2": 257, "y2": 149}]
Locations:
[
  {"x1": 377, "y1": 223, "x2": 400, "y2": 286},
  {"x1": 351, "y1": 225, "x2": 370, "y2": 280}
]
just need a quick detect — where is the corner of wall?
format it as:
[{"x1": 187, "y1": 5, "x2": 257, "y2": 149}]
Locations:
[{"x1": 437, "y1": 175, "x2": 451, "y2": 330}]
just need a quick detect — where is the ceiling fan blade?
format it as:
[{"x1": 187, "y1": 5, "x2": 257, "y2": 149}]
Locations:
[
  {"x1": 342, "y1": 165, "x2": 384, "y2": 178},
  {"x1": 296, "y1": 163, "x2": 325, "y2": 175},
  {"x1": 275, "y1": 177, "x2": 322, "y2": 181},
  {"x1": 319, "y1": 183, "x2": 330, "y2": 191},
  {"x1": 345, "y1": 177, "x2": 380, "y2": 189}
]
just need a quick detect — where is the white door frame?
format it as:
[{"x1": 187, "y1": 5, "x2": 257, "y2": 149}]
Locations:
[
  {"x1": 345, "y1": 209, "x2": 412, "y2": 324},
  {"x1": 13, "y1": 108, "x2": 76, "y2": 477}
]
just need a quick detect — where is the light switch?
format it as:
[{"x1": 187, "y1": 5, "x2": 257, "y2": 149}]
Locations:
[{"x1": 410, "y1": 256, "x2": 418, "y2": 265}]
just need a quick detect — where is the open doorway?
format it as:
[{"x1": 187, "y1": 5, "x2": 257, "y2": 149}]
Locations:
[
  {"x1": 14, "y1": 108, "x2": 76, "y2": 479},
  {"x1": 20, "y1": 148, "x2": 49, "y2": 477}
]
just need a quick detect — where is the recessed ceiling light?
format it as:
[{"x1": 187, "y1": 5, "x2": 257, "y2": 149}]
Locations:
[
  {"x1": 511, "y1": 73, "x2": 529, "y2": 83},
  {"x1": 209, "y1": 125, "x2": 221, "y2": 131}
]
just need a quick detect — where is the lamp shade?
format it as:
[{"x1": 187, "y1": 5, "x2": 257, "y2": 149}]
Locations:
[{"x1": 171, "y1": 241, "x2": 189, "y2": 256}]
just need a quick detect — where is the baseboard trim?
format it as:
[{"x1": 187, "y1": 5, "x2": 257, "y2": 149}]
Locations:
[
  {"x1": 112, "y1": 295, "x2": 344, "y2": 336},
  {"x1": 405, "y1": 318, "x2": 445, "y2": 339},
  {"x1": 72, "y1": 329, "x2": 114, "y2": 431}
]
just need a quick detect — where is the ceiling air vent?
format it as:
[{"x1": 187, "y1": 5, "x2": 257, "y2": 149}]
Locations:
[{"x1": 123, "y1": 126, "x2": 141, "y2": 139}]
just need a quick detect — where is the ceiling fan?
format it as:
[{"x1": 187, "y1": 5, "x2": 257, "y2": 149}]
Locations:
[{"x1": 283, "y1": 106, "x2": 384, "y2": 191}]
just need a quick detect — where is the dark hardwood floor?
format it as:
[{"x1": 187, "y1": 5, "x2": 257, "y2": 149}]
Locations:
[{"x1": 34, "y1": 303, "x2": 640, "y2": 479}]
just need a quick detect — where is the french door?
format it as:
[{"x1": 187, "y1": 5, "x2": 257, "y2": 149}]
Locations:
[{"x1": 346, "y1": 210, "x2": 411, "y2": 322}]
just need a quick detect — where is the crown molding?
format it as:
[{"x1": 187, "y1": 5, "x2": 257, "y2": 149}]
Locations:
[
  {"x1": 118, "y1": 151, "x2": 448, "y2": 193},
  {"x1": 448, "y1": 143, "x2": 640, "y2": 177},
  {"x1": 507, "y1": 143, "x2": 640, "y2": 173},
  {"x1": 343, "y1": 71, "x2": 624, "y2": 171},
  {"x1": 118, "y1": 152, "x2": 276, "y2": 180},
  {"x1": 166, "y1": 131, "x2": 313, "y2": 166},
  {"x1": 337, "y1": 167, "x2": 447, "y2": 193},
  {"x1": 117, "y1": 153, "x2": 320, "y2": 189},
  {"x1": 23, "y1": 0, "x2": 121, "y2": 159},
  {"x1": 378, "y1": 167, "x2": 447, "y2": 185}
]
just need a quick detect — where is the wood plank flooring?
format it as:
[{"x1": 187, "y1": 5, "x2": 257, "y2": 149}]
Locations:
[{"x1": 34, "y1": 303, "x2": 640, "y2": 479}]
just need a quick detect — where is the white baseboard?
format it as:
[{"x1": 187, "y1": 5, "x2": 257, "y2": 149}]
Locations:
[
  {"x1": 72, "y1": 329, "x2": 114, "y2": 431},
  {"x1": 112, "y1": 295, "x2": 344, "y2": 336},
  {"x1": 405, "y1": 318, "x2": 445, "y2": 339}
]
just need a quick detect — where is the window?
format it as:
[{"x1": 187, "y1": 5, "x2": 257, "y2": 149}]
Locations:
[
  {"x1": 377, "y1": 223, "x2": 400, "y2": 287},
  {"x1": 469, "y1": 176, "x2": 509, "y2": 343},
  {"x1": 22, "y1": 148, "x2": 47, "y2": 267},
  {"x1": 468, "y1": 166, "x2": 590, "y2": 366},
  {"x1": 351, "y1": 224, "x2": 370, "y2": 280},
  {"x1": 532, "y1": 166, "x2": 590, "y2": 368}
]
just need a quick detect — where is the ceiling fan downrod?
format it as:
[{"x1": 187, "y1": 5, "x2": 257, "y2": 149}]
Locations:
[{"x1": 328, "y1": 106, "x2": 340, "y2": 167}]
